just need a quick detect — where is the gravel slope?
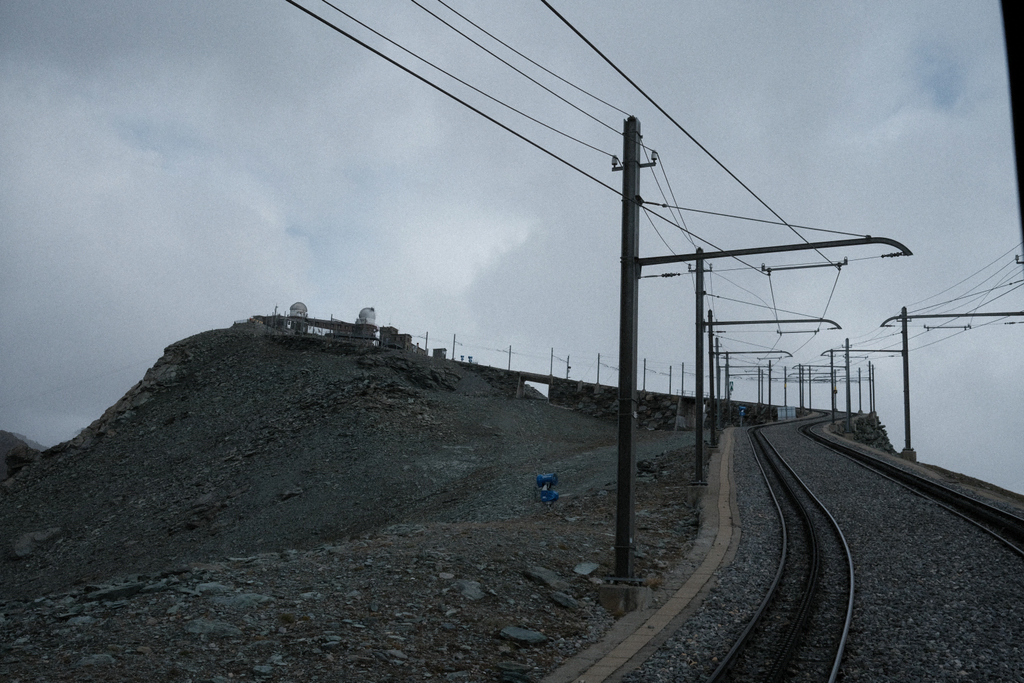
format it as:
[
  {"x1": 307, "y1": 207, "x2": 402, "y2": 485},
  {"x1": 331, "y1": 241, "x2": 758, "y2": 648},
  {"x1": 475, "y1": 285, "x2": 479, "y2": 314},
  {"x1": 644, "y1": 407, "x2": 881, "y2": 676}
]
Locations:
[{"x1": 0, "y1": 325, "x2": 702, "y2": 682}]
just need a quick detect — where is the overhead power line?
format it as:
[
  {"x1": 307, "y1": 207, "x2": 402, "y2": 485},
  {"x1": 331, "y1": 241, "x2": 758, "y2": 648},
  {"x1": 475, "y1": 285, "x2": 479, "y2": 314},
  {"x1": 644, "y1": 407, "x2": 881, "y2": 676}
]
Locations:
[
  {"x1": 432, "y1": 0, "x2": 631, "y2": 118},
  {"x1": 408, "y1": 0, "x2": 620, "y2": 136},
  {"x1": 539, "y1": 0, "x2": 831, "y2": 261},
  {"x1": 286, "y1": 1, "x2": 620, "y2": 195},
  {"x1": 319, "y1": 0, "x2": 614, "y2": 158}
]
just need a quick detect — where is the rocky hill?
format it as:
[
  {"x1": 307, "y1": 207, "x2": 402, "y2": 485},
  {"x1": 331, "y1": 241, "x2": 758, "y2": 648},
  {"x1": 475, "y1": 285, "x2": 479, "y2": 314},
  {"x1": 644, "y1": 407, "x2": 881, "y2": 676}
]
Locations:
[
  {"x1": 0, "y1": 324, "x2": 703, "y2": 682},
  {"x1": 0, "y1": 324, "x2": 684, "y2": 601}
]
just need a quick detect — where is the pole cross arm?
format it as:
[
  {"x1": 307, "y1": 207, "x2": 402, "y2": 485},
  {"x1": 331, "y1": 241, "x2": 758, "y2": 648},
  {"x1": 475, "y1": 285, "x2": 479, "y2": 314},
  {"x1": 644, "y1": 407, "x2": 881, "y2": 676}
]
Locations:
[
  {"x1": 820, "y1": 348, "x2": 900, "y2": 356},
  {"x1": 880, "y1": 311, "x2": 1024, "y2": 327},
  {"x1": 714, "y1": 318, "x2": 841, "y2": 330},
  {"x1": 638, "y1": 236, "x2": 912, "y2": 269},
  {"x1": 720, "y1": 350, "x2": 793, "y2": 357}
]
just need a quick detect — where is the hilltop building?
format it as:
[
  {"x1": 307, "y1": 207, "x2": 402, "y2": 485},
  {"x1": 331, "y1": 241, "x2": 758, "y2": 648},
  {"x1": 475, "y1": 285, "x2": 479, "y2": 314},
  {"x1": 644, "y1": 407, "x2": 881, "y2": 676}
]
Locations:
[{"x1": 250, "y1": 303, "x2": 379, "y2": 344}]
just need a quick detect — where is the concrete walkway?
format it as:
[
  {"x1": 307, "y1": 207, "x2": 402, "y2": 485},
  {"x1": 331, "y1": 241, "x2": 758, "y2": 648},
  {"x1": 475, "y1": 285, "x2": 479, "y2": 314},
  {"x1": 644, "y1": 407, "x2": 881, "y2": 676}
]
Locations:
[{"x1": 544, "y1": 428, "x2": 741, "y2": 683}]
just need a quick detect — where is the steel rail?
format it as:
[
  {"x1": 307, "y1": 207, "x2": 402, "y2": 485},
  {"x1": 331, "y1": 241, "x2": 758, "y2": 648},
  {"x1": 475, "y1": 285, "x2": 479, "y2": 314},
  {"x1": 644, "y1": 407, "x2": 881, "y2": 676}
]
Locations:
[
  {"x1": 760, "y1": 428, "x2": 855, "y2": 683},
  {"x1": 800, "y1": 421, "x2": 1024, "y2": 559},
  {"x1": 703, "y1": 429, "x2": 791, "y2": 683},
  {"x1": 705, "y1": 418, "x2": 853, "y2": 682},
  {"x1": 752, "y1": 427, "x2": 821, "y2": 683}
]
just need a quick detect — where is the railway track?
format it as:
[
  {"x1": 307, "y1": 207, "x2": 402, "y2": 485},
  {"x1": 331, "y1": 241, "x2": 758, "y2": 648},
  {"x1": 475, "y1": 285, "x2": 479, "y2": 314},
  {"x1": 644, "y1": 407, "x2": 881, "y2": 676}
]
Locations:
[
  {"x1": 631, "y1": 415, "x2": 1024, "y2": 682},
  {"x1": 799, "y1": 419, "x2": 1024, "y2": 559},
  {"x1": 705, "y1": 421, "x2": 854, "y2": 683}
]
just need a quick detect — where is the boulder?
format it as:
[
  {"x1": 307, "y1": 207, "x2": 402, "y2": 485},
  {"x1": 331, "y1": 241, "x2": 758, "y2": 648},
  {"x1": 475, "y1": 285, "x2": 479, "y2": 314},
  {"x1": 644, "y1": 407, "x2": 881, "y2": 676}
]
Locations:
[
  {"x1": 11, "y1": 526, "x2": 61, "y2": 559},
  {"x1": 499, "y1": 626, "x2": 547, "y2": 645},
  {"x1": 4, "y1": 443, "x2": 40, "y2": 478},
  {"x1": 523, "y1": 566, "x2": 568, "y2": 590}
]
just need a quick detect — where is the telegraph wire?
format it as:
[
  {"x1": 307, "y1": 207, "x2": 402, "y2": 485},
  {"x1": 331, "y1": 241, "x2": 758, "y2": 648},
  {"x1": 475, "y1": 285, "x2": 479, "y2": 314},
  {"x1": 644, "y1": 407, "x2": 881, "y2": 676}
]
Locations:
[
  {"x1": 962, "y1": 266, "x2": 1022, "y2": 315},
  {"x1": 767, "y1": 271, "x2": 781, "y2": 333},
  {"x1": 409, "y1": 0, "x2": 621, "y2": 136},
  {"x1": 914, "y1": 278, "x2": 1023, "y2": 316},
  {"x1": 640, "y1": 147, "x2": 682, "y2": 253},
  {"x1": 641, "y1": 205, "x2": 765, "y2": 274},
  {"x1": 539, "y1": 0, "x2": 834, "y2": 264},
  {"x1": 645, "y1": 202, "x2": 868, "y2": 237},
  {"x1": 318, "y1": 0, "x2": 615, "y2": 158},
  {"x1": 907, "y1": 242, "x2": 1022, "y2": 310},
  {"x1": 285, "y1": 1, "x2": 621, "y2": 196},
  {"x1": 964, "y1": 281, "x2": 1024, "y2": 315},
  {"x1": 815, "y1": 266, "x2": 843, "y2": 332},
  {"x1": 433, "y1": 0, "x2": 631, "y2": 118},
  {"x1": 643, "y1": 207, "x2": 675, "y2": 254},
  {"x1": 914, "y1": 260, "x2": 1020, "y2": 315},
  {"x1": 706, "y1": 292, "x2": 829, "y2": 320},
  {"x1": 709, "y1": 269, "x2": 778, "y2": 316},
  {"x1": 655, "y1": 155, "x2": 698, "y2": 249}
]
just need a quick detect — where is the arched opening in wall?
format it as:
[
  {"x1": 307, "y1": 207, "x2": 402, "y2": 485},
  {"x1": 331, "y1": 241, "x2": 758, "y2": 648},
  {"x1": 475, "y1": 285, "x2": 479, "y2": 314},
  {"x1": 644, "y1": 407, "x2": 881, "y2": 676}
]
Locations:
[{"x1": 522, "y1": 381, "x2": 549, "y2": 399}]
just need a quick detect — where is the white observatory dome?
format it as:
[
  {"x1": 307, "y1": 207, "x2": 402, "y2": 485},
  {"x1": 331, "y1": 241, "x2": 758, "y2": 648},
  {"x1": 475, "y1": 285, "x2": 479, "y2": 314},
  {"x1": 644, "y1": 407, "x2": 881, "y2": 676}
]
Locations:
[
  {"x1": 357, "y1": 307, "x2": 376, "y2": 325},
  {"x1": 289, "y1": 302, "x2": 308, "y2": 318}
]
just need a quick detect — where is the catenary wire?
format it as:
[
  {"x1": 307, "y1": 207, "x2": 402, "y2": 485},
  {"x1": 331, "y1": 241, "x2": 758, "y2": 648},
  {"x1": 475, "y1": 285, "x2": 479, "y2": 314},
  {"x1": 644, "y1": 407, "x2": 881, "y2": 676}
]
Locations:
[
  {"x1": 539, "y1": 0, "x2": 836, "y2": 265},
  {"x1": 907, "y1": 242, "x2": 1021, "y2": 310},
  {"x1": 646, "y1": 203, "x2": 869, "y2": 237},
  {"x1": 286, "y1": 1, "x2": 621, "y2": 196},
  {"x1": 915, "y1": 278, "x2": 1023, "y2": 316},
  {"x1": 655, "y1": 156, "x2": 698, "y2": 249},
  {"x1": 409, "y1": 0, "x2": 621, "y2": 136},
  {"x1": 433, "y1": 0, "x2": 631, "y2": 118},
  {"x1": 319, "y1": 0, "x2": 615, "y2": 158}
]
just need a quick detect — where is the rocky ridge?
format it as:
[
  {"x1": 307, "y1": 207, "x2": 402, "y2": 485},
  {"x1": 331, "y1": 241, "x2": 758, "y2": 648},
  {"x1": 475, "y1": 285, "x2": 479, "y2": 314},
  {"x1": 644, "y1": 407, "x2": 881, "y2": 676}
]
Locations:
[{"x1": 0, "y1": 324, "x2": 700, "y2": 681}]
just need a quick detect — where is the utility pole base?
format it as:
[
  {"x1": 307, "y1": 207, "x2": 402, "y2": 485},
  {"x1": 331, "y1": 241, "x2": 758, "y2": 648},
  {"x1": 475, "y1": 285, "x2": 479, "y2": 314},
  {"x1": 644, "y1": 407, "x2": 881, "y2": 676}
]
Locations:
[
  {"x1": 900, "y1": 448, "x2": 917, "y2": 463},
  {"x1": 598, "y1": 583, "x2": 652, "y2": 615},
  {"x1": 685, "y1": 482, "x2": 708, "y2": 507}
]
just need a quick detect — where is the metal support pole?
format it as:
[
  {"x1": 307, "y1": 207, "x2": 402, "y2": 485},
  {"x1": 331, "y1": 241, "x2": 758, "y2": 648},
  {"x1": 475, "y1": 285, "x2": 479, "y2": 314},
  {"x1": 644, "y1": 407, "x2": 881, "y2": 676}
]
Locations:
[
  {"x1": 830, "y1": 350, "x2": 836, "y2": 423},
  {"x1": 845, "y1": 338, "x2": 852, "y2": 432},
  {"x1": 869, "y1": 361, "x2": 874, "y2": 414},
  {"x1": 669, "y1": 364, "x2": 673, "y2": 396},
  {"x1": 566, "y1": 354, "x2": 570, "y2": 380},
  {"x1": 858, "y1": 367, "x2": 862, "y2": 413},
  {"x1": 808, "y1": 366, "x2": 813, "y2": 411},
  {"x1": 901, "y1": 306, "x2": 913, "y2": 454},
  {"x1": 798, "y1": 364, "x2": 804, "y2": 412},
  {"x1": 508, "y1": 345, "x2": 512, "y2": 371},
  {"x1": 643, "y1": 358, "x2": 647, "y2": 392},
  {"x1": 767, "y1": 360, "x2": 773, "y2": 421},
  {"x1": 694, "y1": 251, "x2": 706, "y2": 484},
  {"x1": 725, "y1": 353, "x2": 731, "y2": 425},
  {"x1": 708, "y1": 310, "x2": 717, "y2": 447},
  {"x1": 716, "y1": 339, "x2": 724, "y2": 430},
  {"x1": 757, "y1": 366, "x2": 762, "y2": 410},
  {"x1": 614, "y1": 115, "x2": 642, "y2": 580},
  {"x1": 784, "y1": 365, "x2": 788, "y2": 407}
]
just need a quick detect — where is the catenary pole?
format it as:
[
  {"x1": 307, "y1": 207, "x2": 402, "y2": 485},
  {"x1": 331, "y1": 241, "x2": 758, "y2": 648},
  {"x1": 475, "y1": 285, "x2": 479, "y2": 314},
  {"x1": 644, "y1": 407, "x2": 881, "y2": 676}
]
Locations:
[
  {"x1": 708, "y1": 310, "x2": 716, "y2": 446},
  {"x1": 901, "y1": 306, "x2": 912, "y2": 453},
  {"x1": 694, "y1": 250, "x2": 705, "y2": 484},
  {"x1": 845, "y1": 338, "x2": 852, "y2": 432},
  {"x1": 614, "y1": 115, "x2": 641, "y2": 580},
  {"x1": 829, "y1": 350, "x2": 836, "y2": 423}
]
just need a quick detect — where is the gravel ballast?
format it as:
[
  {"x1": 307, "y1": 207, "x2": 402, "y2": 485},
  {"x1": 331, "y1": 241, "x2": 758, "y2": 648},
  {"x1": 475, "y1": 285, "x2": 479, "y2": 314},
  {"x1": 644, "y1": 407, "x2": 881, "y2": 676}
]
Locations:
[{"x1": 628, "y1": 419, "x2": 1024, "y2": 682}]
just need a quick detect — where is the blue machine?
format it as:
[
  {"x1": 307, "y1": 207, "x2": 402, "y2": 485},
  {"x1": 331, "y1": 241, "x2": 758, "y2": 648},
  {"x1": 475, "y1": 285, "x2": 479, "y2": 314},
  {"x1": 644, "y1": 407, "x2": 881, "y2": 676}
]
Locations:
[{"x1": 536, "y1": 473, "x2": 559, "y2": 503}]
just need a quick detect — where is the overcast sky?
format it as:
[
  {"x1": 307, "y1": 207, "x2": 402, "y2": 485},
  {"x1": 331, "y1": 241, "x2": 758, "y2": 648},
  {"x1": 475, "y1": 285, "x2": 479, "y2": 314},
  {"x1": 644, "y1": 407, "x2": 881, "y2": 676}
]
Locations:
[{"x1": 2, "y1": 1, "x2": 1021, "y2": 493}]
